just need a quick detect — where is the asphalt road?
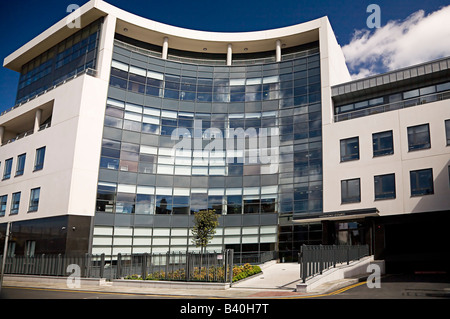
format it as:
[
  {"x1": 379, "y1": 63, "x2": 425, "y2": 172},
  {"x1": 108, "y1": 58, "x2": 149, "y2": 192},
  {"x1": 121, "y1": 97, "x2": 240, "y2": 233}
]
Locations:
[{"x1": 1, "y1": 273, "x2": 449, "y2": 300}]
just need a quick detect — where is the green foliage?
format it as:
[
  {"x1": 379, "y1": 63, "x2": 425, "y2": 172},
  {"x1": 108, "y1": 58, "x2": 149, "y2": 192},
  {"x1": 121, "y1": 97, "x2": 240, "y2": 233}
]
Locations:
[
  {"x1": 191, "y1": 209, "x2": 219, "y2": 252},
  {"x1": 124, "y1": 263, "x2": 262, "y2": 283},
  {"x1": 232, "y1": 264, "x2": 262, "y2": 282}
]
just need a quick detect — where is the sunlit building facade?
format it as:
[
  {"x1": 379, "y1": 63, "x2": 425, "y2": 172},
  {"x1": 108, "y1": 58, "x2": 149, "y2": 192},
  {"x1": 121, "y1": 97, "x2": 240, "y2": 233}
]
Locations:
[{"x1": 1, "y1": 1, "x2": 448, "y2": 270}]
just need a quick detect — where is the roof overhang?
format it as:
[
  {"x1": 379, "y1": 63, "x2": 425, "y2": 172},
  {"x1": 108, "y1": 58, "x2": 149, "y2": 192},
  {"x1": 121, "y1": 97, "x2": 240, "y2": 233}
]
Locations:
[
  {"x1": 4, "y1": 0, "x2": 327, "y2": 72},
  {"x1": 293, "y1": 208, "x2": 379, "y2": 223}
]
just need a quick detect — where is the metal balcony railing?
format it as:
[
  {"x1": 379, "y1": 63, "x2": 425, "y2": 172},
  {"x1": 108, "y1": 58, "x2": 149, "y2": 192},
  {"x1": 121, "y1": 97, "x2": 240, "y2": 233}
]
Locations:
[{"x1": 299, "y1": 244, "x2": 370, "y2": 283}]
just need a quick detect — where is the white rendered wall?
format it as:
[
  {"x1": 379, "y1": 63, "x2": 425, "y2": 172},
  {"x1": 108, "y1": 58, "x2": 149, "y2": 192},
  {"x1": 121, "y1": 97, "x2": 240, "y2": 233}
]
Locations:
[
  {"x1": 322, "y1": 99, "x2": 450, "y2": 217},
  {"x1": 0, "y1": 73, "x2": 109, "y2": 223}
]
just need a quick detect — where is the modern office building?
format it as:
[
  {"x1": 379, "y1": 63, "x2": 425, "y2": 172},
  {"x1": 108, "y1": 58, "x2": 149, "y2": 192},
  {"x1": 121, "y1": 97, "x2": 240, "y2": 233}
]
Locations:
[{"x1": 1, "y1": 0, "x2": 449, "y2": 271}]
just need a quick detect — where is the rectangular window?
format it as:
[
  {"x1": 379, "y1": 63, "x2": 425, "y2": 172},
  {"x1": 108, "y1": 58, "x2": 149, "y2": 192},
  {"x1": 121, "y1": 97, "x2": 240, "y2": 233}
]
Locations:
[
  {"x1": 34, "y1": 147, "x2": 46, "y2": 171},
  {"x1": 407, "y1": 124, "x2": 430, "y2": 151},
  {"x1": 29, "y1": 187, "x2": 41, "y2": 212},
  {"x1": 0, "y1": 195, "x2": 7, "y2": 216},
  {"x1": 372, "y1": 130, "x2": 394, "y2": 157},
  {"x1": 10, "y1": 192, "x2": 21, "y2": 215},
  {"x1": 374, "y1": 174, "x2": 396, "y2": 200},
  {"x1": 16, "y1": 153, "x2": 26, "y2": 176},
  {"x1": 410, "y1": 168, "x2": 434, "y2": 196},
  {"x1": 445, "y1": 119, "x2": 450, "y2": 146},
  {"x1": 340, "y1": 137, "x2": 359, "y2": 162},
  {"x1": 341, "y1": 178, "x2": 361, "y2": 204},
  {"x1": 3, "y1": 158, "x2": 13, "y2": 180}
]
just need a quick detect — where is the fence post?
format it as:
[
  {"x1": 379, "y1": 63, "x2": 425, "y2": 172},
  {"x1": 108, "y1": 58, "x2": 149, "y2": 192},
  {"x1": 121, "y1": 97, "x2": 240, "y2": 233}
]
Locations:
[
  {"x1": 347, "y1": 246, "x2": 350, "y2": 265},
  {"x1": 117, "y1": 253, "x2": 122, "y2": 279},
  {"x1": 319, "y1": 245, "x2": 323, "y2": 275},
  {"x1": 229, "y1": 249, "x2": 234, "y2": 285},
  {"x1": 142, "y1": 253, "x2": 148, "y2": 280},
  {"x1": 165, "y1": 252, "x2": 170, "y2": 280},
  {"x1": 186, "y1": 252, "x2": 190, "y2": 282},
  {"x1": 100, "y1": 253, "x2": 105, "y2": 278},
  {"x1": 40, "y1": 254, "x2": 45, "y2": 276},
  {"x1": 300, "y1": 245, "x2": 306, "y2": 283}
]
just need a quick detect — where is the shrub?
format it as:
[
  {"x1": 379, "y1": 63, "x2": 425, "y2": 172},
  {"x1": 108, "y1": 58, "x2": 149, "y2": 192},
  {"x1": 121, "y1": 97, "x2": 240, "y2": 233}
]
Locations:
[{"x1": 123, "y1": 263, "x2": 262, "y2": 283}]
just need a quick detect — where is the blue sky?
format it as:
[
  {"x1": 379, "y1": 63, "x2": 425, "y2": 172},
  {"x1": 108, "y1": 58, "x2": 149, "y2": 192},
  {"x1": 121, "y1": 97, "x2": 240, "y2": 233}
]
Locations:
[{"x1": 1, "y1": 0, "x2": 449, "y2": 112}]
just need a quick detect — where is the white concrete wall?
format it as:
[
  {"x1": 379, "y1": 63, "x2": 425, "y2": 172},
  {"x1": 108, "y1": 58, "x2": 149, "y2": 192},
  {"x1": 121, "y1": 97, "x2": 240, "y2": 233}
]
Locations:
[
  {"x1": 0, "y1": 73, "x2": 109, "y2": 223},
  {"x1": 323, "y1": 99, "x2": 450, "y2": 216}
]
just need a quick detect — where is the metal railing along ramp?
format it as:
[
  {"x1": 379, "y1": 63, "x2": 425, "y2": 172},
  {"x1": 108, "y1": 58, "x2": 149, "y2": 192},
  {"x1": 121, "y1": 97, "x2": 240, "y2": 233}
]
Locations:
[{"x1": 299, "y1": 244, "x2": 370, "y2": 283}]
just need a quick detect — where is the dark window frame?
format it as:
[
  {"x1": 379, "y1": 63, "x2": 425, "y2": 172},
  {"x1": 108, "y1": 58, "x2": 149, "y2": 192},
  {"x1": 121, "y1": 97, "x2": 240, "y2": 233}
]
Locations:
[
  {"x1": 3, "y1": 158, "x2": 13, "y2": 180},
  {"x1": 410, "y1": 168, "x2": 434, "y2": 196},
  {"x1": 28, "y1": 187, "x2": 41, "y2": 212},
  {"x1": 372, "y1": 130, "x2": 394, "y2": 157},
  {"x1": 15, "y1": 153, "x2": 26, "y2": 176},
  {"x1": 34, "y1": 147, "x2": 46, "y2": 171},
  {"x1": 341, "y1": 178, "x2": 361, "y2": 204},
  {"x1": 374, "y1": 173, "x2": 396, "y2": 200},
  {"x1": 445, "y1": 119, "x2": 450, "y2": 146},
  {"x1": 407, "y1": 124, "x2": 430, "y2": 152},
  {"x1": 340, "y1": 137, "x2": 360, "y2": 162}
]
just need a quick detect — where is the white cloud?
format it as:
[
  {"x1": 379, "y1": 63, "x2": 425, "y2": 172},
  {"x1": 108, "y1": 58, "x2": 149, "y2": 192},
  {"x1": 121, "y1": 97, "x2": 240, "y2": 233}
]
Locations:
[{"x1": 342, "y1": 5, "x2": 450, "y2": 79}]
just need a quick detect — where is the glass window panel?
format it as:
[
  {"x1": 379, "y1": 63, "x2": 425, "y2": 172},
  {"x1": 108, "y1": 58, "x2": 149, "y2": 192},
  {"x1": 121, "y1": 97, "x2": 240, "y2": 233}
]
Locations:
[
  {"x1": 374, "y1": 173, "x2": 396, "y2": 200},
  {"x1": 0, "y1": 195, "x2": 7, "y2": 216},
  {"x1": 340, "y1": 137, "x2": 359, "y2": 162},
  {"x1": 124, "y1": 112, "x2": 142, "y2": 122},
  {"x1": 125, "y1": 103, "x2": 142, "y2": 113},
  {"x1": 104, "y1": 116, "x2": 123, "y2": 128},
  {"x1": 341, "y1": 178, "x2": 360, "y2": 203},
  {"x1": 227, "y1": 195, "x2": 242, "y2": 214},
  {"x1": 436, "y1": 82, "x2": 450, "y2": 92},
  {"x1": 29, "y1": 188, "x2": 41, "y2": 212},
  {"x1": 403, "y1": 89, "x2": 419, "y2": 99},
  {"x1": 373, "y1": 130, "x2": 394, "y2": 157},
  {"x1": 107, "y1": 98, "x2": 125, "y2": 109},
  {"x1": 161, "y1": 110, "x2": 177, "y2": 118},
  {"x1": 11, "y1": 192, "x2": 21, "y2": 214},
  {"x1": 111, "y1": 60, "x2": 129, "y2": 72},
  {"x1": 3, "y1": 158, "x2": 13, "y2": 179},
  {"x1": 140, "y1": 145, "x2": 158, "y2": 155},
  {"x1": 407, "y1": 124, "x2": 430, "y2": 151},
  {"x1": 446, "y1": 119, "x2": 450, "y2": 146},
  {"x1": 147, "y1": 70, "x2": 164, "y2": 80},
  {"x1": 34, "y1": 147, "x2": 46, "y2": 171},
  {"x1": 410, "y1": 168, "x2": 434, "y2": 196},
  {"x1": 419, "y1": 86, "x2": 436, "y2": 95}
]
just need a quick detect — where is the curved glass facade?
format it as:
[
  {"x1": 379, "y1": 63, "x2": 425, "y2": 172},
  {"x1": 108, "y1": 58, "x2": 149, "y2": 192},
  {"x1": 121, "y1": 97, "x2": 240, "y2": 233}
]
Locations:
[{"x1": 93, "y1": 37, "x2": 323, "y2": 259}]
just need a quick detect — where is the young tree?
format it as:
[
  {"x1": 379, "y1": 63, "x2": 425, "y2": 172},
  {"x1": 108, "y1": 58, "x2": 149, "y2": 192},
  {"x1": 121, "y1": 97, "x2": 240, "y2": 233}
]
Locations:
[{"x1": 191, "y1": 209, "x2": 219, "y2": 257}]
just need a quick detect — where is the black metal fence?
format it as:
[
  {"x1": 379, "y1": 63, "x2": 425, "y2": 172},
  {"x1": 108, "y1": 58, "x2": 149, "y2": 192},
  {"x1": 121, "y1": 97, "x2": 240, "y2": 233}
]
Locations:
[
  {"x1": 233, "y1": 251, "x2": 277, "y2": 265},
  {"x1": 0, "y1": 250, "x2": 235, "y2": 283},
  {"x1": 299, "y1": 244, "x2": 370, "y2": 283}
]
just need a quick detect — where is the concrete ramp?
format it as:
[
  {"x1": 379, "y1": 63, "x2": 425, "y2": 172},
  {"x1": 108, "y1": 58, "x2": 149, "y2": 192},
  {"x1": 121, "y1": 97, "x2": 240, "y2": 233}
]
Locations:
[
  {"x1": 296, "y1": 256, "x2": 385, "y2": 293},
  {"x1": 232, "y1": 262, "x2": 303, "y2": 290},
  {"x1": 232, "y1": 257, "x2": 385, "y2": 294}
]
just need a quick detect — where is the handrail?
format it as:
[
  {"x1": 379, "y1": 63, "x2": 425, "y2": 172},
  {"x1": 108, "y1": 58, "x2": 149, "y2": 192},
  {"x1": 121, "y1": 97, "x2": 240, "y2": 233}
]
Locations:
[
  {"x1": 0, "y1": 68, "x2": 97, "y2": 118},
  {"x1": 335, "y1": 90, "x2": 450, "y2": 122},
  {"x1": 299, "y1": 244, "x2": 369, "y2": 283}
]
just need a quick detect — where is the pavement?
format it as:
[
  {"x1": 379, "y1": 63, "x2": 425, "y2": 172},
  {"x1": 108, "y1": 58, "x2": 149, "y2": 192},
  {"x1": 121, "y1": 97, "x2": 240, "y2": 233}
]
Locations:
[{"x1": 1, "y1": 261, "x2": 367, "y2": 299}]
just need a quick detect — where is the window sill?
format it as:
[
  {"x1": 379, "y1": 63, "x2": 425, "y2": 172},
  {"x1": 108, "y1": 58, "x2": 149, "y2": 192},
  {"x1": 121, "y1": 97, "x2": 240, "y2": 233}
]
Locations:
[
  {"x1": 407, "y1": 146, "x2": 431, "y2": 152},
  {"x1": 341, "y1": 201, "x2": 361, "y2": 205},
  {"x1": 372, "y1": 153, "x2": 394, "y2": 158},
  {"x1": 340, "y1": 158, "x2": 360, "y2": 163},
  {"x1": 374, "y1": 197, "x2": 396, "y2": 201},
  {"x1": 410, "y1": 192, "x2": 434, "y2": 197}
]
